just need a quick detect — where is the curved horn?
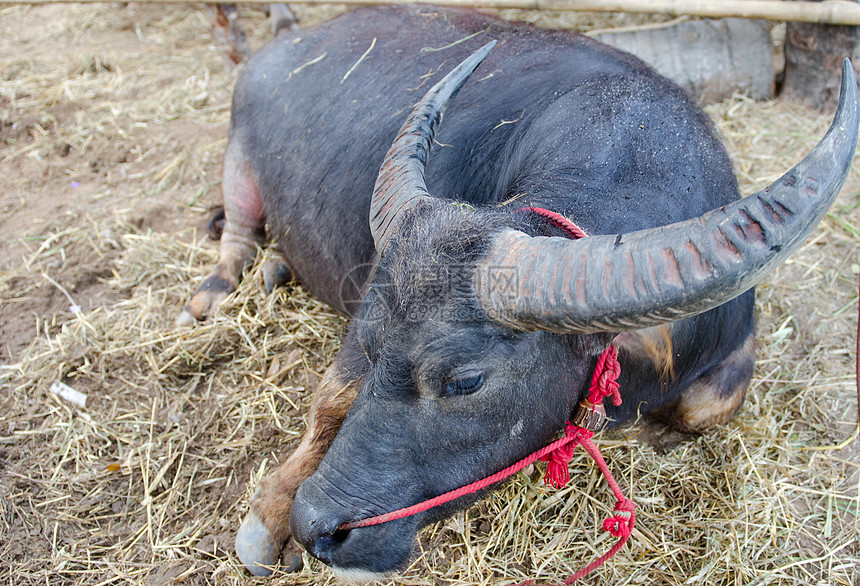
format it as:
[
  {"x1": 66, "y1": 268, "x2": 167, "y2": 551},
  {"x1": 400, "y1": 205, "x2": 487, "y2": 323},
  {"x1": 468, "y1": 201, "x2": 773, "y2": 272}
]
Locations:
[
  {"x1": 477, "y1": 59, "x2": 859, "y2": 334},
  {"x1": 369, "y1": 41, "x2": 496, "y2": 253}
]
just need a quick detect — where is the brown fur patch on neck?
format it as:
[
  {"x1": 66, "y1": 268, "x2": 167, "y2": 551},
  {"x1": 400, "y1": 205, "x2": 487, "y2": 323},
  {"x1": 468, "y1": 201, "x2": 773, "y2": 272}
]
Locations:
[{"x1": 615, "y1": 324, "x2": 675, "y2": 380}]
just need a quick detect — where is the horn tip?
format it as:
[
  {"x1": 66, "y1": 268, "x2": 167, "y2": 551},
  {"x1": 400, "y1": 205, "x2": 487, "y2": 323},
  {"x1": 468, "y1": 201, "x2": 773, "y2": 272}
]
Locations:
[
  {"x1": 838, "y1": 58, "x2": 859, "y2": 128},
  {"x1": 478, "y1": 39, "x2": 498, "y2": 56},
  {"x1": 457, "y1": 39, "x2": 496, "y2": 78},
  {"x1": 841, "y1": 57, "x2": 855, "y2": 82}
]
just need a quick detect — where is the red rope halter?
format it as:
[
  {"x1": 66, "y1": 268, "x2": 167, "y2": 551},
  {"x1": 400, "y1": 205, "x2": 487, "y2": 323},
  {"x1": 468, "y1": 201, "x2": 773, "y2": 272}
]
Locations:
[{"x1": 338, "y1": 209, "x2": 635, "y2": 583}]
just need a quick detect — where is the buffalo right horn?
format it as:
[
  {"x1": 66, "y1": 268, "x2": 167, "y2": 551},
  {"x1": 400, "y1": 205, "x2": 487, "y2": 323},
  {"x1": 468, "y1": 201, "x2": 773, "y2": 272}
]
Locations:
[{"x1": 476, "y1": 59, "x2": 859, "y2": 334}]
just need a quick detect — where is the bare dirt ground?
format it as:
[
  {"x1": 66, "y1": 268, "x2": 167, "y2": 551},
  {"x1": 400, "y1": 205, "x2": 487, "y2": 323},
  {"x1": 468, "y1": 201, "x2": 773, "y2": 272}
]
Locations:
[{"x1": 1, "y1": 3, "x2": 858, "y2": 586}]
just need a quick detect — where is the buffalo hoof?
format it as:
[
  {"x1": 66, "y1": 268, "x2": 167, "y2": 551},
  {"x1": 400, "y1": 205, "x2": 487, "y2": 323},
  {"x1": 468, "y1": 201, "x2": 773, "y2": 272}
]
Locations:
[
  {"x1": 175, "y1": 309, "x2": 198, "y2": 328},
  {"x1": 262, "y1": 255, "x2": 293, "y2": 294},
  {"x1": 282, "y1": 546, "x2": 304, "y2": 573},
  {"x1": 236, "y1": 511, "x2": 280, "y2": 576},
  {"x1": 177, "y1": 276, "x2": 235, "y2": 327}
]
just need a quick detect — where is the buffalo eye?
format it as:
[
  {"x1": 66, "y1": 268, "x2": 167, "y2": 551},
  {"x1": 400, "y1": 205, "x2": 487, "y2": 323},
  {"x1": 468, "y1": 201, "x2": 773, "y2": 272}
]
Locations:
[{"x1": 443, "y1": 373, "x2": 485, "y2": 397}]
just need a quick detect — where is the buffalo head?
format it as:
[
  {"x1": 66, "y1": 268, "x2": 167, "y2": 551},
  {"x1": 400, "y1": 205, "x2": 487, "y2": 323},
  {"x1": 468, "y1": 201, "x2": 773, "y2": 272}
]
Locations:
[{"x1": 289, "y1": 43, "x2": 858, "y2": 578}]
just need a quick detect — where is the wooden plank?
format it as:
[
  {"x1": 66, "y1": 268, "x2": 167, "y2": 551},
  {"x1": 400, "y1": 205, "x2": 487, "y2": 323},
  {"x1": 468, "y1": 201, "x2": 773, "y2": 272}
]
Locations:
[{"x1": 4, "y1": 0, "x2": 860, "y2": 26}]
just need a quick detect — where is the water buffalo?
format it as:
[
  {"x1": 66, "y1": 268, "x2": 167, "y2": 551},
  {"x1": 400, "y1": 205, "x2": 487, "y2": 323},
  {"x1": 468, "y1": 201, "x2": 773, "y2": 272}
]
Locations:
[{"x1": 177, "y1": 5, "x2": 859, "y2": 579}]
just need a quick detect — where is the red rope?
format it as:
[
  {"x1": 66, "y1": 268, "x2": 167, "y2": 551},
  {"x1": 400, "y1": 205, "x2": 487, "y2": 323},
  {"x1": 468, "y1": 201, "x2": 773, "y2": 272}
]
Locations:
[
  {"x1": 339, "y1": 347, "x2": 635, "y2": 582},
  {"x1": 338, "y1": 210, "x2": 635, "y2": 583},
  {"x1": 522, "y1": 207, "x2": 588, "y2": 239},
  {"x1": 339, "y1": 425, "x2": 595, "y2": 530},
  {"x1": 519, "y1": 434, "x2": 636, "y2": 586},
  {"x1": 588, "y1": 344, "x2": 622, "y2": 407}
]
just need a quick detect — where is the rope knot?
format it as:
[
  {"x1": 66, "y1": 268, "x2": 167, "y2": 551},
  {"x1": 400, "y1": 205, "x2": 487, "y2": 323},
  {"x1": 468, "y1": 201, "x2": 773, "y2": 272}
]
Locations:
[
  {"x1": 602, "y1": 499, "x2": 636, "y2": 538},
  {"x1": 539, "y1": 424, "x2": 591, "y2": 489},
  {"x1": 540, "y1": 445, "x2": 574, "y2": 489},
  {"x1": 588, "y1": 345, "x2": 622, "y2": 407}
]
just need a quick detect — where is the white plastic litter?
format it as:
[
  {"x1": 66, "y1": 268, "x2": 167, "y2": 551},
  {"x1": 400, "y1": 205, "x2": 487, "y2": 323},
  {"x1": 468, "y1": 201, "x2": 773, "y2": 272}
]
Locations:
[{"x1": 49, "y1": 381, "x2": 87, "y2": 408}]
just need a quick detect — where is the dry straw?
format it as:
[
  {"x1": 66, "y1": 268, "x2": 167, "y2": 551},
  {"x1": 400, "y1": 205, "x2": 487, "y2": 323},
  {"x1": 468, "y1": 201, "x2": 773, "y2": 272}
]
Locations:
[{"x1": 1, "y1": 4, "x2": 858, "y2": 586}]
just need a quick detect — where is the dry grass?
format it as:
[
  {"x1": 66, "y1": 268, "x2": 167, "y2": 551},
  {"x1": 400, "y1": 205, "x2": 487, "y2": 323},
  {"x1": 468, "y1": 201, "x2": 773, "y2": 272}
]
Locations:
[{"x1": 1, "y1": 4, "x2": 858, "y2": 586}]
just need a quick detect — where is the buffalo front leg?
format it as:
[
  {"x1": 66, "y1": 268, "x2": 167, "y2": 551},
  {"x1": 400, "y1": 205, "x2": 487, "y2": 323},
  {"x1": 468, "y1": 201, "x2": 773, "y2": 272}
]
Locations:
[
  {"x1": 177, "y1": 142, "x2": 265, "y2": 326},
  {"x1": 652, "y1": 331, "x2": 756, "y2": 434},
  {"x1": 236, "y1": 354, "x2": 363, "y2": 576},
  {"x1": 209, "y1": 4, "x2": 252, "y2": 69}
]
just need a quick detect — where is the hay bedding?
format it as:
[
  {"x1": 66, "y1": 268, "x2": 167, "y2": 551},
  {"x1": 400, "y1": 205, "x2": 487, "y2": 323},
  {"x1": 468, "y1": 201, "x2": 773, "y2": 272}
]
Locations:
[{"x1": 0, "y1": 3, "x2": 858, "y2": 585}]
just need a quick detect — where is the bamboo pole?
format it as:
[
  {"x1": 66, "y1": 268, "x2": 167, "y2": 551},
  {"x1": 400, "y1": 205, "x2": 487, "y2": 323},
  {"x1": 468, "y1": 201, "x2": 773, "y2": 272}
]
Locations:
[{"x1": 3, "y1": 0, "x2": 860, "y2": 26}]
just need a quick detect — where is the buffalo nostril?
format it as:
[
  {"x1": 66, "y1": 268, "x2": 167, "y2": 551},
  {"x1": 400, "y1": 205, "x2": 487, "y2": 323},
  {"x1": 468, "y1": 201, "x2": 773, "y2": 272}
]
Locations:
[
  {"x1": 291, "y1": 482, "x2": 357, "y2": 566},
  {"x1": 311, "y1": 528, "x2": 351, "y2": 565}
]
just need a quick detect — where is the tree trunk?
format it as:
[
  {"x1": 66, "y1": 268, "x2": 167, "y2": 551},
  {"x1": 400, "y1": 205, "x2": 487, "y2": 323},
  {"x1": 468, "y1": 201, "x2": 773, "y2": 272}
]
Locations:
[
  {"x1": 782, "y1": 0, "x2": 859, "y2": 112},
  {"x1": 594, "y1": 18, "x2": 774, "y2": 103}
]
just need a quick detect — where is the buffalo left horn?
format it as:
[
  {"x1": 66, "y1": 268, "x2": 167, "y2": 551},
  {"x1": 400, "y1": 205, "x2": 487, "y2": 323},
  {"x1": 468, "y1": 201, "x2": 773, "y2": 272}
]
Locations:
[
  {"x1": 369, "y1": 40, "x2": 496, "y2": 253},
  {"x1": 476, "y1": 59, "x2": 859, "y2": 334}
]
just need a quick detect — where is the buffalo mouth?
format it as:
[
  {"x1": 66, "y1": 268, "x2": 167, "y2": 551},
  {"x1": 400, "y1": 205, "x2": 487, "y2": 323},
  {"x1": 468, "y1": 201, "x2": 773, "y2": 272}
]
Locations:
[
  {"x1": 290, "y1": 477, "x2": 421, "y2": 577},
  {"x1": 322, "y1": 525, "x2": 412, "y2": 581}
]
